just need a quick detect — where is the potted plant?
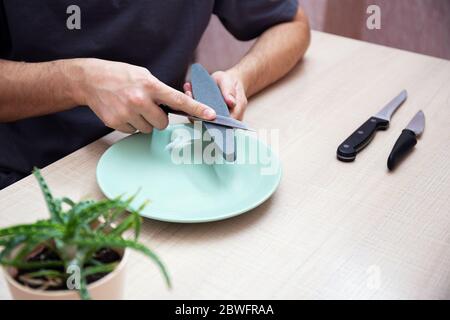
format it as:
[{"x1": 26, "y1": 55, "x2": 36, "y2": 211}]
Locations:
[{"x1": 0, "y1": 168, "x2": 170, "y2": 300}]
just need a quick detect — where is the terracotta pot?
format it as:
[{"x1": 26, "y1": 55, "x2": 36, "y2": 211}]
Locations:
[{"x1": 3, "y1": 249, "x2": 128, "y2": 300}]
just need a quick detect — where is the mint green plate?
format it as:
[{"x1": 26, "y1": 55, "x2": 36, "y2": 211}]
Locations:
[{"x1": 96, "y1": 124, "x2": 281, "y2": 223}]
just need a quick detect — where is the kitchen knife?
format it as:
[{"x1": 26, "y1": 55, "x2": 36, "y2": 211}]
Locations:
[
  {"x1": 337, "y1": 90, "x2": 408, "y2": 162},
  {"x1": 387, "y1": 110, "x2": 425, "y2": 171},
  {"x1": 190, "y1": 63, "x2": 236, "y2": 162},
  {"x1": 159, "y1": 104, "x2": 253, "y2": 131}
]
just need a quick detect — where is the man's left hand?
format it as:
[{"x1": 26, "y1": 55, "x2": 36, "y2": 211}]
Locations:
[{"x1": 183, "y1": 70, "x2": 248, "y2": 121}]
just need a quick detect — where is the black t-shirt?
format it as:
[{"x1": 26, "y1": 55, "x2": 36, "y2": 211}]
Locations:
[{"x1": 0, "y1": 0, "x2": 298, "y2": 189}]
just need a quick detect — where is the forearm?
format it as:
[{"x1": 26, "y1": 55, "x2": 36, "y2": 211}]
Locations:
[
  {"x1": 228, "y1": 8, "x2": 311, "y2": 97},
  {"x1": 0, "y1": 59, "x2": 79, "y2": 122},
  {"x1": 0, "y1": 57, "x2": 214, "y2": 133}
]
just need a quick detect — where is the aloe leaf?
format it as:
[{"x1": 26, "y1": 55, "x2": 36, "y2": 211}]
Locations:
[
  {"x1": 133, "y1": 213, "x2": 142, "y2": 240},
  {"x1": 82, "y1": 262, "x2": 118, "y2": 278},
  {"x1": 109, "y1": 194, "x2": 137, "y2": 221},
  {"x1": 72, "y1": 235, "x2": 171, "y2": 288},
  {"x1": 65, "y1": 201, "x2": 109, "y2": 238},
  {"x1": 67, "y1": 199, "x2": 128, "y2": 233},
  {"x1": 22, "y1": 269, "x2": 64, "y2": 279},
  {"x1": 109, "y1": 214, "x2": 136, "y2": 238},
  {"x1": 0, "y1": 222, "x2": 62, "y2": 238},
  {"x1": 68, "y1": 200, "x2": 96, "y2": 216},
  {"x1": 0, "y1": 236, "x2": 15, "y2": 246},
  {"x1": 61, "y1": 197, "x2": 75, "y2": 207},
  {"x1": 53, "y1": 198, "x2": 62, "y2": 217},
  {"x1": 109, "y1": 209, "x2": 142, "y2": 240},
  {"x1": 13, "y1": 234, "x2": 59, "y2": 262},
  {"x1": 97, "y1": 198, "x2": 133, "y2": 234},
  {"x1": 33, "y1": 168, "x2": 63, "y2": 223},
  {"x1": 0, "y1": 235, "x2": 27, "y2": 261},
  {"x1": 0, "y1": 259, "x2": 64, "y2": 270},
  {"x1": 85, "y1": 258, "x2": 102, "y2": 266},
  {"x1": 132, "y1": 199, "x2": 148, "y2": 238},
  {"x1": 79, "y1": 277, "x2": 91, "y2": 300},
  {"x1": 108, "y1": 199, "x2": 146, "y2": 239}
]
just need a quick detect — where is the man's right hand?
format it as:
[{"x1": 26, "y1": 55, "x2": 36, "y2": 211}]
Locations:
[{"x1": 71, "y1": 58, "x2": 216, "y2": 133}]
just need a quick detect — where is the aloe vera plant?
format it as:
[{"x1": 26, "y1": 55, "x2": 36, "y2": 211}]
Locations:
[{"x1": 0, "y1": 168, "x2": 170, "y2": 299}]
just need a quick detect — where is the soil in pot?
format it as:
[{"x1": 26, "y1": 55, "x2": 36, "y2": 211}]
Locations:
[{"x1": 14, "y1": 247, "x2": 121, "y2": 291}]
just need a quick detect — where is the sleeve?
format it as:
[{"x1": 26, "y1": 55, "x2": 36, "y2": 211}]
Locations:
[
  {"x1": 213, "y1": 0, "x2": 298, "y2": 41},
  {"x1": 0, "y1": 1, "x2": 10, "y2": 57}
]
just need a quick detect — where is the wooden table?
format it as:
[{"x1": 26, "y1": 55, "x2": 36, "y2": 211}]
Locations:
[{"x1": 1, "y1": 31, "x2": 449, "y2": 300}]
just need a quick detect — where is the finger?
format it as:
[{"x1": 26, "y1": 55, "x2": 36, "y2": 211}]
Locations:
[
  {"x1": 183, "y1": 83, "x2": 193, "y2": 98},
  {"x1": 153, "y1": 82, "x2": 216, "y2": 120},
  {"x1": 230, "y1": 86, "x2": 247, "y2": 121},
  {"x1": 183, "y1": 82, "x2": 192, "y2": 93},
  {"x1": 183, "y1": 83, "x2": 194, "y2": 121},
  {"x1": 214, "y1": 73, "x2": 237, "y2": 108},
  {"x1": 129, "y1": 115, "x2": 154, "y2": 133},
  {"x1": 140, "y1": 103, "x2": 169, "y2": 130},
  {"x1": 230, "y1": 106, "x2": 244, "y2": 121},
  {"x1": 116, "y1": 123, "x2": 137, "y2": 134},
  {"x1": 225, "y1": 94, "x2": 237, "y2": 109}
]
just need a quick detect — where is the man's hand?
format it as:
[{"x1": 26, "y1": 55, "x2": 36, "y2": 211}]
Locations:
[
  {"x1": 73, "y1": 59, "x2": 216, "y2": 133},
  {"x1": 0, "y1": 58, "x2": 216, "y2": 132},
  {"x1": 182, "y1": 8, "x2": 310, "y2": 121},
  {"x1": 183, "y1": 70, "x2": 248, "y2": 121}
]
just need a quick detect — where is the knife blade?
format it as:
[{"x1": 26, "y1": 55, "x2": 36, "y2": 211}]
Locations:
[
  {"x1": 159, "y1": 104, "x2": 253, "y2": 131},
  {"x1": 190, "y1": 63, "x2": 236, "y2": 161},
  {"x1": 337, "y1": 90, "x2": 408, "y2": 162},
  {"x1": 387, "y1": 110, "x2": 425, "y2": 170}
]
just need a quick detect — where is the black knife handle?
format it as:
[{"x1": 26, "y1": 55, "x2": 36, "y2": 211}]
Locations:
[
  {"x1": 387, "y1": 129, "x2": 417, "y2": 170},
  {"x1": 159, "y1": 104, "x2": 171, "y2": 114},
  {"x1": 337, "y1": 117, "x2": 389, "y2": 162},
  {"x1": 159, "y1": 104, "x2": 181, "y2": 115},
  {"x1": 159, "y1": 104, "x2": 189, "y2": 117}
]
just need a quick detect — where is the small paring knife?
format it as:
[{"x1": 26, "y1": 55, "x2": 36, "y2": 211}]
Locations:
[
  {"x1": 337, "y1": 90, "x2": 408, "y2": 162},
  {"x1": 387, "y1": 110, "x2": 425, "y2": 171}
]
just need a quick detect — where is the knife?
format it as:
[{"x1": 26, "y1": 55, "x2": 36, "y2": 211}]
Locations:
[
  {"x1": 387, "y1": 110, "x2": 425, "y2": 171},
  {"x1": 159, "y1": 104, "x2": 252, "y2": 131},
  {"x1": 190, "y1": 63, "x2": 236, "y2": 162},
  {"x1": 337, "y1": 90, "x2": 408, "y2": 162}
]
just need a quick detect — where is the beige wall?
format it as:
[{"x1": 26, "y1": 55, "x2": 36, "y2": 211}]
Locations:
[{"x1": 197, "y1": 0, "x2": 450, "y2": 72}]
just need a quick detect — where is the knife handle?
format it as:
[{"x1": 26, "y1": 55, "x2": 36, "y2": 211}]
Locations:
[
  {"x1": 337, "y1": 117, "x2": 389, "y2": 162},
  {"x1": 159, "y1": 104, "x2": 187, "y2": 117},
  {"x1": 387, "y1": 129, "x2": 417, "y2": 170},
  {"x1": 159, "y1": 104, "x2": 171, "y2": 114}
]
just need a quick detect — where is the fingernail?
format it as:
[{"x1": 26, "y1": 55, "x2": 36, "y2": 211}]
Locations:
[
  {"x1": 228, "y1": 95, "x2": 236, "y2": 105},
  {"x1": 203, "y1": 107, "x2": 216, "y2": 118}
]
